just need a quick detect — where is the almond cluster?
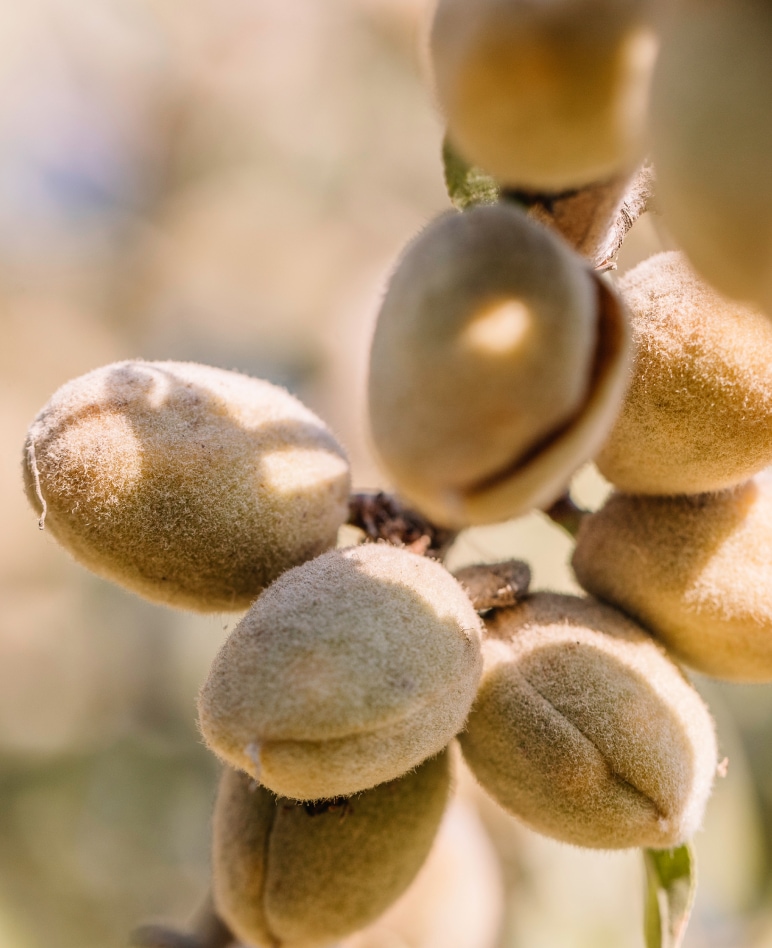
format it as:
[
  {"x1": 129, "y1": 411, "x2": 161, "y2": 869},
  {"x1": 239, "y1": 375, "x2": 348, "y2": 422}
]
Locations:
[{"x1": 23, "y1": 1, "x2": 770, "y2": 945}]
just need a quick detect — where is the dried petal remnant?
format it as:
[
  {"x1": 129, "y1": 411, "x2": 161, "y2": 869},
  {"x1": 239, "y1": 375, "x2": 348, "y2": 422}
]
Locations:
[
  {"x1": 459, "y1": 594, "x2": 716, "y2": 849},
  {"x1": 454, "y1": 559, "x2": 531, "y2": 612},
  {"x1": 199, "y1": 544, "x2": 483, "y2": 800},
  {"x1": 23, "y1": 360, "x2": 351, "y2": 611}
]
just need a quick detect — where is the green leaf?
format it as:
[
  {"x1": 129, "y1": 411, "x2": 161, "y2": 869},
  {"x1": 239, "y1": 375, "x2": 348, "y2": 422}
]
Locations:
[
  {"x1": 442, "y1": 137, "x2": 500, "y2": 211},
  {"x1": 643, "y1": 843, "x2": 697, "y2": 948}
]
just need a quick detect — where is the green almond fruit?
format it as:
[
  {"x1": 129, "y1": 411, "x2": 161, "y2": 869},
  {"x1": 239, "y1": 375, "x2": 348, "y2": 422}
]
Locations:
[
  {"x1": 596, "y1": 252, "x2": 772, "y2": 494},
  {"x1": 23, "y1": 360, "x2": 350, "y2": 612},
  {"x1": 368, "y1": 204, "x2": 630, "y2": 528},
  {"x1": 459, "y1": 593, "x2": 717, "y2": 849},
  {"x1": 573, "y1": 478, "x2": 772, "y2": 681},
  {"x1": 213, "y1": 750, "x2": 451, "y2": 948},
  {"x1": 198, "y1": 543, "x2": 483, "y2": 800},
  {"x1": 431, "y1": 0, "x2": 657, "y2": 190},
  {"x1": 652, "y1": 0, "x2": 772, "y2": 313}
]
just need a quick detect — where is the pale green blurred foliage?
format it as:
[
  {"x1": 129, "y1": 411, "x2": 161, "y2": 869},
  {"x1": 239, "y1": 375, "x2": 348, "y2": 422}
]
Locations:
[{"x1": 0, "y1": 2, "x2": 770, "y2": 947}]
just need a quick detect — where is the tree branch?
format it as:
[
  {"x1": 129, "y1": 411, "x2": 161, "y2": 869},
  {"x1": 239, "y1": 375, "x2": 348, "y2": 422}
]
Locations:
[
  {"x1": 504, "y1": 163, "x2": 655, "y2": 269},
  {"x1": 130, "y1": 898, "x2": 235, "y2": 948},
  {"x1": 542, "y1": 492, "x2": 589, "y2": 539}
]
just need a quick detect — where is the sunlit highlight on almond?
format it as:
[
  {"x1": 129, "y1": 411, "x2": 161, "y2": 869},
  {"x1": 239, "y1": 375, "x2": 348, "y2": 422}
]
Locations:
[{"x1": 463, "y1": 301, "x2": 531, "y2": 356}]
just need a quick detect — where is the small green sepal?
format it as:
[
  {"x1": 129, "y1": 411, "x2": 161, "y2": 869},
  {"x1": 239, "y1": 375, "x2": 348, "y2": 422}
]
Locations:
[{"x1": 442, "y1": 136, "x2": 499, "y2": 210}]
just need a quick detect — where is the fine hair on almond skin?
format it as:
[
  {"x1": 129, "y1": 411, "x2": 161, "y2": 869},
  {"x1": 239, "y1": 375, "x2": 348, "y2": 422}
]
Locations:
[
  {"x1": 596, "y1": 252, "x2": 772, "y2": 495},
  {"x1": 23, "y1": 360, "x2": 351, "y2": 612},
  {"x1": 573, "y1": 477, "x2": 772, "y2": 681},
  {"x1": 198, "y1": 543, "x2": 483, "y2": 800},
  {"x1": 459, "y1": 593, "x2": 717, "y2": 849},
  {"x1": 213, "y1": 750, "x2": 452, "y2": 948},
  {"x1": 368, "y1": 203, "x2": 630, "y2": 528}
]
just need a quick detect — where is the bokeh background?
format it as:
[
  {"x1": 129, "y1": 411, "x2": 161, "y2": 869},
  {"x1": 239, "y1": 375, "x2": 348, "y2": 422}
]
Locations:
[{"x1": 2, "y1": 2, "x2": 771, "y2": 946}]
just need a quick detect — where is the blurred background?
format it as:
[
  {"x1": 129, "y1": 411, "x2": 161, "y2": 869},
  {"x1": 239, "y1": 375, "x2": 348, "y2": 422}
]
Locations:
[{"x1": 1, "y1": 1, "x2": 771, "y2": 946}]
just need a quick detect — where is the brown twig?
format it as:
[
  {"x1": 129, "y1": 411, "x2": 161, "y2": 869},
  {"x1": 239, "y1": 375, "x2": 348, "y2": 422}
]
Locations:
[
  {"x1": 347, "y1": 491, "x2": 457, "y2": 559},
  {"x1": 130, "y1": 897, "x2": 236, "y2": 948},
  {"x1": 542, "y1": 492, "x2": 589, "y2": 540},
  {"x1": 504, "y1": 162, "x2": 655, "y2": 269},
  {"x1": 130, "y1": 926, "x2": 204, "y2": 948},
  {"x1": 129, "y1": 923, "x2": 234, "y2": 948}
]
